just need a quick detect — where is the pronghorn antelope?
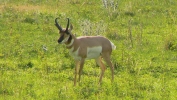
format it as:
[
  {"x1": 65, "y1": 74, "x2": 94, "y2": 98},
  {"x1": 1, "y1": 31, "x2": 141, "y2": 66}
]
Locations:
[{"x1": 55, "y1": 18, "x2": 116, "y2": 86}]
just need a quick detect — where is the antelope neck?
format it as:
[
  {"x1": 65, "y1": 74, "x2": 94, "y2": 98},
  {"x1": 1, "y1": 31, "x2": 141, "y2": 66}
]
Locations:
[{"x1": 66, "y1": 34, "x2": 74, "y2": 49}]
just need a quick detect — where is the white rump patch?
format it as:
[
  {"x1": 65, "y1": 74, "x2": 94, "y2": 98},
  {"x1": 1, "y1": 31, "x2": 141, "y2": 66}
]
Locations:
[
  {"x1": 86, "y1": 46, "x2": 102, "y2": 59},
  {"x1": 110, "y1": 41, "x2": 116, "y2": 50}
]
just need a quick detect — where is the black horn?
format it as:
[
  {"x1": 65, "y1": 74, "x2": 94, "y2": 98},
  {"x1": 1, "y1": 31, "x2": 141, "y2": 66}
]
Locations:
[
  {"x1": 65, "y1": 18, "x2": 70, "y2": 32},
  {"x1": 55, "y1": 18, "x2": 62, "y2": 31}
]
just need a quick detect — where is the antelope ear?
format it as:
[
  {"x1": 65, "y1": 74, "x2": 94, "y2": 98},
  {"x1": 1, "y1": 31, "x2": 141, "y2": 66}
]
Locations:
[{"x1": 70, "y1": 24, "x2": 73, "y2": 31}]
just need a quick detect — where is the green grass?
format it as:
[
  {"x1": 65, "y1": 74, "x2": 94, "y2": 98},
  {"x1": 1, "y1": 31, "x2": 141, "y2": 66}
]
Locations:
[{"x1": 0, "y1": 0, "x2": 177, "y2": 99}]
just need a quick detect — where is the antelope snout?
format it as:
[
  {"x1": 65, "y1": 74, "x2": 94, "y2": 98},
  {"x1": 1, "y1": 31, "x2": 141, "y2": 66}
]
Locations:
[{"x1": 58, "y1": 39, "x2": 62, "y2": 44}]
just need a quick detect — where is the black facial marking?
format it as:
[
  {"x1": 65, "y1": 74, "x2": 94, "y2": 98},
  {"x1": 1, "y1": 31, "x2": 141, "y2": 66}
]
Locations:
[
  {"x1": 66, "y1": 31, "x2": 70, "y2": 35},
  {"x1": 58, "y1": 34, "x2": 64, "y2": 43}
]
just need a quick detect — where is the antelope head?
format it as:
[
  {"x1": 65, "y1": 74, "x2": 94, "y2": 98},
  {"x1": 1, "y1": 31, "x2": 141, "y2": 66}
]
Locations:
[{"x1": 55, "y1": 18, "x2": 73, "y2": 43}]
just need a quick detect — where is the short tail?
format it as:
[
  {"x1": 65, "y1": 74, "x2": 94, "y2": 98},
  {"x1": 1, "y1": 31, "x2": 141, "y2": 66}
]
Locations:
[{"x1": 110, "y1": 41, "x2": 116, "y2": 50}]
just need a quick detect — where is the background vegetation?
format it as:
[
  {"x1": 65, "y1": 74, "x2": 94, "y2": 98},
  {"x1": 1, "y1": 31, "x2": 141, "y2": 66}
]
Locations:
[{"x1": 0, "y1": 0, "x2": 177, "y2": 99}]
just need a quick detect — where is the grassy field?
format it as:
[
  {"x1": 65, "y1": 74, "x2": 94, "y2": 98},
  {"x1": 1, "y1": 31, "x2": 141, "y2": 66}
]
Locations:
[{"x1": 0, "y1": 0, "x2": 177, "y2": 99}]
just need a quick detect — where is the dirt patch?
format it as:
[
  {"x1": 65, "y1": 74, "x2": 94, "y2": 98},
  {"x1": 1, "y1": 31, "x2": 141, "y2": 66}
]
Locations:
[
  {"x1": 0, "y1": 4, "x2": 48, "y2": 12},
  {"x1": 13, "y1": 5, "x2": 44, "y2": 12}
]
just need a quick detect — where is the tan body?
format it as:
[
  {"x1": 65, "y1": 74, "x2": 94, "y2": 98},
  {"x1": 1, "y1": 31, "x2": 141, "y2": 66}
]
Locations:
[
  {"x1": 66, "y1": 35, "x2": 115, "y2": 60},
  {"x1": 55, "y1": 18, "x2": 116, "y2": 86}
]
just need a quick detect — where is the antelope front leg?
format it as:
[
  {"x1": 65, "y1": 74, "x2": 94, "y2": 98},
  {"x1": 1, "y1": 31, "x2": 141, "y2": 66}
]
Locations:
[{"x1": 74, "y1": 60, "x2": 80, "y2": 86}]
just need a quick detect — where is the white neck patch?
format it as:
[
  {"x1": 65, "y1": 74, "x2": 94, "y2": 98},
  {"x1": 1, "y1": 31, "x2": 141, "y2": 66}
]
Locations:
[{"x1": 66, "y1": 39, "x2": 74, "y2": 47}]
